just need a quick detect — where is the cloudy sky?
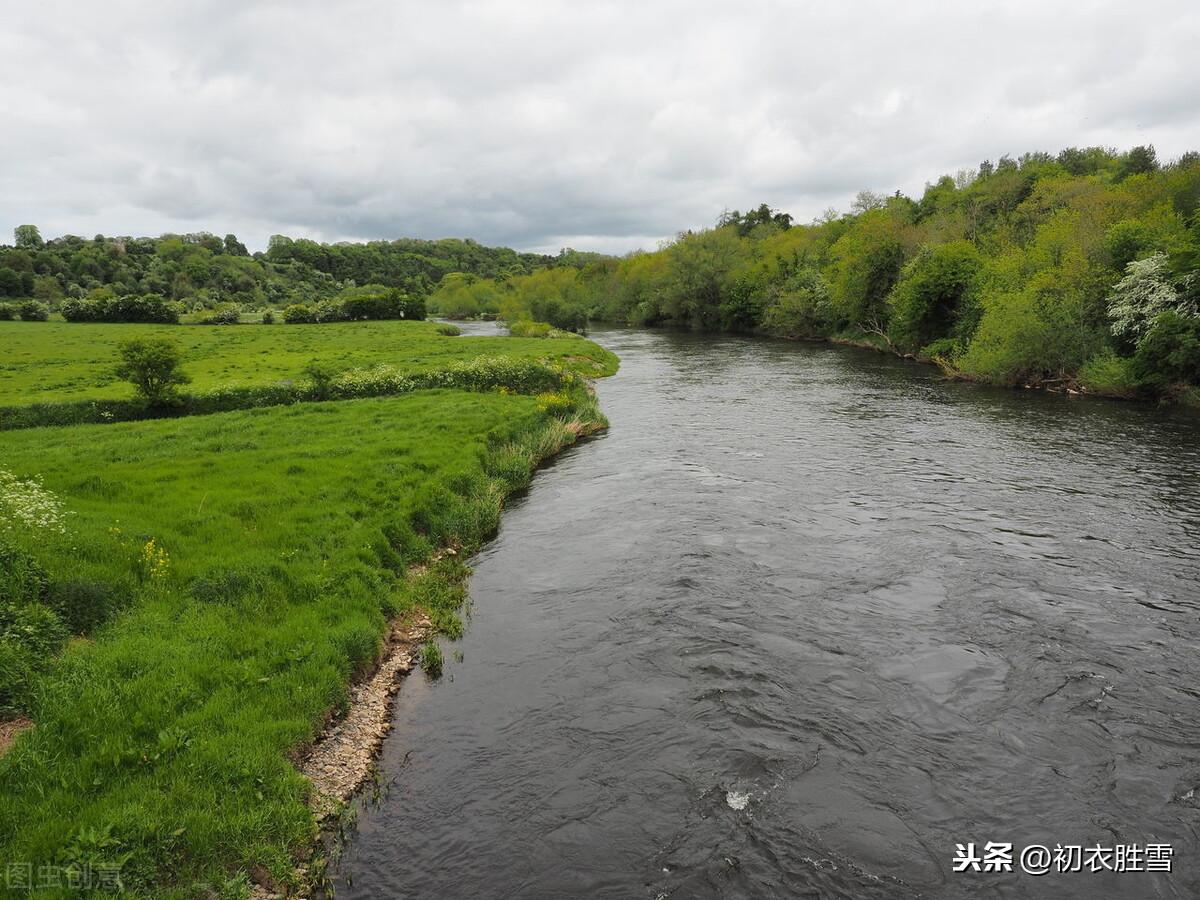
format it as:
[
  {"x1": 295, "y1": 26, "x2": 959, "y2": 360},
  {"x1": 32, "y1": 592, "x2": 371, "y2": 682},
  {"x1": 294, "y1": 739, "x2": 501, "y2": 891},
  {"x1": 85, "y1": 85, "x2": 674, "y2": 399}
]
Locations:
[{"x1": 2, "y1": 1, "x2": 1198, "y2": 254}]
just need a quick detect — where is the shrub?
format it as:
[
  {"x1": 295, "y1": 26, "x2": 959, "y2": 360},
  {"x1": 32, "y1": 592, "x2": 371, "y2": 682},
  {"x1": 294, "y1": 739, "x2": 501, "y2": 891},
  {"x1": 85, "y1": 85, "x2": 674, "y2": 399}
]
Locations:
[
  {"x1": 61, "y1": 291, "x2": 180, "y2": 324},
  {"x1": 958, "y1": 290, "x2": 1099, "y2": 386},
  {"x1": 114, "y1": 338, "x2": 191, "y2": 406},
  {"x1": 302, "y1": 361, "x2": 340, "y2": 400},
  {"x1": 508, "y1": 320, "x2": 552, "y2": 338},
  {"x1": 0, "y1": 602, "x2": 69, "y2": 661},
  {"x1": 1078, "y1": 352, "x2": 1139, "y2": 398},
  {"x1": 919, "y1": 337, "x2": 965, "y2": 361},
  {"x1": 203, "y1": 306, "x2": 242, "y2": 325},
  {"x1": 436, "y1": 323, "x2": 462, "y2": 336},
  {"x1": 0, "y1": 303, "x2": 14, "y2": 321},
  {"x1": 887, "y1": 242, "x2": 981, "y2": 352},
  {"x1": 46, "y1": 579, "x2": 129, "y2": 634},
  {"x1": 16, "y1": 300, "x2": 49, "y2": 321},
  {"x1": 1130, "y1": 310, "x2": 1200, "y2": 392},
  {"x1": 761, "y1": 269, "x2": 834, "y2": 338},
  {"x1": 282, "y1": 304, "x2": 316, "y2": 324},
  {"x1": 314, "y1": 299, "x2": 347, "y2": 323},
  {"x1": 260, "y1": 309, "x2": 275, "y2": 325}
]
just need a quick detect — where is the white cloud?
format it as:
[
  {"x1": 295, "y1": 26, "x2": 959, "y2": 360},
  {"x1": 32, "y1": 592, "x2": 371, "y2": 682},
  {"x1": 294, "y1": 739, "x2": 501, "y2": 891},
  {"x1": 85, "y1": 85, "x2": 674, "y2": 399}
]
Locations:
[{"x1": 1, "y1": 0, "x2": 1197, "y2": 254}]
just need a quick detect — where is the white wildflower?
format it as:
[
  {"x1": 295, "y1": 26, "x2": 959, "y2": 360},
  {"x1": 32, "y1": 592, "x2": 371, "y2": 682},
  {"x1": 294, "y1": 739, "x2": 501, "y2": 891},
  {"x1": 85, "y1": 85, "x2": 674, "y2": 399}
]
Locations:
[{"x1": 0, "y1": 468, "x2": 70, "y2": 534}]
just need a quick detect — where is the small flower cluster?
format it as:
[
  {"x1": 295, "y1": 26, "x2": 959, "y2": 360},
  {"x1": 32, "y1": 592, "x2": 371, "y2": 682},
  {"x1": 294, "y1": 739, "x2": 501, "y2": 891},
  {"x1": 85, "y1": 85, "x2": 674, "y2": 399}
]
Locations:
[
  {"x1": 535, "y1": 391, "x2": 576, "y2": 418},
  {"x1": 0, "y1": 468, "x2": 69, "y2": 534},
  {"x1": 141, "y1": 538, "x2": 170, "y2": 580}
]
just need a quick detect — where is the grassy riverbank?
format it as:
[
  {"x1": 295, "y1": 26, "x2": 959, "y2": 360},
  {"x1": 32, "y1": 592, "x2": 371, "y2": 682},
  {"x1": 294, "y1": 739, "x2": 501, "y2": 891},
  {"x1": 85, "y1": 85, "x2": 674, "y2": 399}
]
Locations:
[{"x1": 0, "y1": 321, "x2": 614, "y2": 894}]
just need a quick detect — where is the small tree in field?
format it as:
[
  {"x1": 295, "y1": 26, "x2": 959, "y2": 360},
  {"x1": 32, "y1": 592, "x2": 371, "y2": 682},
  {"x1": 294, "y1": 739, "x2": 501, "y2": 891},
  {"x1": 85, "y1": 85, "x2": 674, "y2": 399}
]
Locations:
[{"x1": 115, "y1": 338, "x2": 190, "y2": 406}]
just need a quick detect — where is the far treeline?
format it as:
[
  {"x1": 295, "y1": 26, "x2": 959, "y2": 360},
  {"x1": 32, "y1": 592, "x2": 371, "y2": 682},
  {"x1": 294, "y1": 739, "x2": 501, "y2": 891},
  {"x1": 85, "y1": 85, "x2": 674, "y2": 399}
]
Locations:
[
  {"x1": 432, "y1": 145, "x2": 1200, "y2": 400},
  {"x1": 0, "y1": 228, "x2": 596, "y2": 324}
]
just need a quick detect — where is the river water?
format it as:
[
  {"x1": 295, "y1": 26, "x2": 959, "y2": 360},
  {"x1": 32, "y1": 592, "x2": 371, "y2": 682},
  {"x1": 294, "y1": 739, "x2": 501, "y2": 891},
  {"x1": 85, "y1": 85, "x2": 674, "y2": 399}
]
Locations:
[{"x1": 335, "y1": 327, "x2": 1200, "y2": 899}]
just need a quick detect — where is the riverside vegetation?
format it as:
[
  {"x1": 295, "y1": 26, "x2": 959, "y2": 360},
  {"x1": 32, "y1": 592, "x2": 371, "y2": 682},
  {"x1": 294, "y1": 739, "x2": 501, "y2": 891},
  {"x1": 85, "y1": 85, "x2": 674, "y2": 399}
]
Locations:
[
  {"x1": 0, "y1": 316, "x2": 616, "y2": 895},
  {"x1": 427, "y1": 146, "x2": 1200, "y2": 402}
]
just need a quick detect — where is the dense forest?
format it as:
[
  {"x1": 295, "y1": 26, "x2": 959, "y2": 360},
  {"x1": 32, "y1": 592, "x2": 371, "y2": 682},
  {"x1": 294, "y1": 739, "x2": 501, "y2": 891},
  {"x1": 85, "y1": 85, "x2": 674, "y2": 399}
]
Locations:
[
  {"x1": 432, "y1": 146, "x2": 1200, "y2": 399},
  {"x1": 0, "y1": 229, "x2": 579, "y2": 322}
]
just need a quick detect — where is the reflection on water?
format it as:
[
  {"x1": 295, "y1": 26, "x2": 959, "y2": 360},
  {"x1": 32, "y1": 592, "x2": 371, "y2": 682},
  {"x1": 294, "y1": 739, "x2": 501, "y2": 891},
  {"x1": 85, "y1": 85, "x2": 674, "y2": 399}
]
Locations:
[{"x1": 334, "y1": 329, "x2": 1200, "y2": 899}]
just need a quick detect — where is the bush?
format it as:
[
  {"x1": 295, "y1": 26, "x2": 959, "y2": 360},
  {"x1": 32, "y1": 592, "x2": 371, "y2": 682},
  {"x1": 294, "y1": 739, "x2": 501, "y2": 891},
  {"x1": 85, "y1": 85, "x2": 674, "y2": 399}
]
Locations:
[
  {"x1": 279, "y1": 290, "x2": 425, "y2": 324},
  {"x1": 203, "y1": 306, "x2": 242, "y2": 325},
  {"x1": 282, "y1": 304, "x2": 316, "y2": 324},
  {"x1": 0, "y1": 304, "x2": 14, "y2": 321},
  {"x1": 46, "y1": 580, "x2": 129, "y2": 634},
  {"x1": 302, "y1": 361, "x2": 340, "y2": 400},
  {"x1": 1078, "y1": 352, "x2": 1139, "y2": 398},
  {"x1": 436, "y1": 323, "x2": 462, "y2": 336},
  {"x1": 919, "y1": 336, "x2": 965, "y2": 361},
  {"x1": 508, "y1": 320, "x2": 552, "y2": 338},
  {"x1": 114, "y1": 338, "x2": 191, "y2": 406},
  {"x1": 260, "y1": 310, "x2": 275, "y2": 325},
  {"x1": 887, "y1": 242, "x2": 980, "y2": 352},
  {"x1": 0, "y1": 602, "x2": 69, "y2": 660},
  {"x1": 61, "y1": 291, "x2": 180, "y2": 324},
  {"x1": 1130, "y1": 310, "x2": 1200, "y2": 392},
  {"x1": 958, "y1": 290, "x2": 1100, "y2": 386},
  {"x1": 16, "y1": 300, "x2": 49, "y2": 321},
  {"x1": 761, "y1": 269, "x2": 833, "y2": 338}
]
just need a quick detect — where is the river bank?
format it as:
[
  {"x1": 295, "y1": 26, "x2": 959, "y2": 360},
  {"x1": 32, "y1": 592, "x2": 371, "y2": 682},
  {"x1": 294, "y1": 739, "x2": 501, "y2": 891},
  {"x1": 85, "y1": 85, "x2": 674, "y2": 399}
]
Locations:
[{"x1": 251, "y1": 403, "x2": 610, "y2": 898}]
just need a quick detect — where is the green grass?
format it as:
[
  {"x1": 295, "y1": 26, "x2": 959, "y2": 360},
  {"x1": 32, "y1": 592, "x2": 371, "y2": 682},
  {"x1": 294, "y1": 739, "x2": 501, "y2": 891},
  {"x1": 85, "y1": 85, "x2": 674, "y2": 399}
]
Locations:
[
  {"x1": 0, "y1": 387, "x2": 605, "y2": 894},
  {"x1": 0, "y1": 319, "x2": 616, "y2": 406}
]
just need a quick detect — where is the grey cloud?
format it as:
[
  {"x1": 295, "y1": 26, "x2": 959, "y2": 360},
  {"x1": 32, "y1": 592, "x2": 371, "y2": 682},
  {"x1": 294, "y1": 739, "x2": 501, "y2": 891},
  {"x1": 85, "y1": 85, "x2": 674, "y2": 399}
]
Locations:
[{"x1": 1, "y1": 0, "x2": 1197, "y2": 254}]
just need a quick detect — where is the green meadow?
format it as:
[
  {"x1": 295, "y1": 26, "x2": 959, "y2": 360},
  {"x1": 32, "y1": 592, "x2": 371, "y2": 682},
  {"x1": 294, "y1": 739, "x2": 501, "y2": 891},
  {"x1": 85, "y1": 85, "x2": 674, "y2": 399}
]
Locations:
[
  {"x1": 0, "y1": 321, "x2": 614, "y2": 895},
  {"x1": 0, "y1": 319, "x2": 615, "y2": 406}
]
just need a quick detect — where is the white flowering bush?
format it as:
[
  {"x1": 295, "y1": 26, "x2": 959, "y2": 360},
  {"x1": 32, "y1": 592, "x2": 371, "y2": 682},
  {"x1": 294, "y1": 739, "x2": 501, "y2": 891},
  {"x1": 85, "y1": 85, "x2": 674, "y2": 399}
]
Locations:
[
  {"x1": 0, "y1": 469, "x2": 69, "y2": 535},
  {"x1": 1108, "y1": 252, "x2": 1198, "y2": 341}
]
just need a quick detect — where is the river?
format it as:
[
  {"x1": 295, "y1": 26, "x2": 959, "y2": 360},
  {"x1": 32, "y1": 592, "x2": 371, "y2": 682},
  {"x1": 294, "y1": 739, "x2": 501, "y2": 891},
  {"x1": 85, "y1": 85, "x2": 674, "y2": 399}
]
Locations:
[{"x1": 334, "y1": 327, "x2": 1200, "y2": 899}]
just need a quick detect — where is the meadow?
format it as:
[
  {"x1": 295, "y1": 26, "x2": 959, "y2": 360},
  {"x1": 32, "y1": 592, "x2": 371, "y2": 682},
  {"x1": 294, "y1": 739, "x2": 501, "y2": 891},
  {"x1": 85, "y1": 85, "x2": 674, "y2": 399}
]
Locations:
[
  {"x1": 0, "y1": 319, "x2": 615, "y2": 406},
  {"x1": 0, "y1": 321, "x2": 614, "y2": 895}
]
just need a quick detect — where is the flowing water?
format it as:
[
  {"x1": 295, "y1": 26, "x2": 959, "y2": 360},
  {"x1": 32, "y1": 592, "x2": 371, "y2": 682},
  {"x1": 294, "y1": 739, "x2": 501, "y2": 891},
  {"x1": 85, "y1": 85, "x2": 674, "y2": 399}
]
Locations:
[{"x1": 335, "y1": 327, "x2": 1200, "y2": 899}]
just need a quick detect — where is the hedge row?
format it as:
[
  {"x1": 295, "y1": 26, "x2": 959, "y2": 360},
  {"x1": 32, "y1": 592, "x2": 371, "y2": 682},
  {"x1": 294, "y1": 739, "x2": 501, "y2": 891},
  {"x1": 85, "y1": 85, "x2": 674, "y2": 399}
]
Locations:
[{"x1": 0, "y1": 357, "x2": 581, "y2": 430}]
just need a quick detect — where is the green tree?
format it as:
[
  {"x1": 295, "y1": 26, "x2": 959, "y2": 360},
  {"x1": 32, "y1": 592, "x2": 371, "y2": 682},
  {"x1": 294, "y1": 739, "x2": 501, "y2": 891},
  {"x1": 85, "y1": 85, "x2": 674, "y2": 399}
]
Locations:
[
  {"x1": 1116, "y1": 145, "x2": 1158, "y2": 182},
  {"x1": 827, "y1": 209, "x2": 907, "y2": 329},
  {"x1": 887, "y1": 241, "x2": 981, "y2": 351},
  {"x1": 114, "y1": 338, "x2": 191, "y2": 406},
  {"x1": 13, "y1": 225, "x2": 43, "y2": 250}
]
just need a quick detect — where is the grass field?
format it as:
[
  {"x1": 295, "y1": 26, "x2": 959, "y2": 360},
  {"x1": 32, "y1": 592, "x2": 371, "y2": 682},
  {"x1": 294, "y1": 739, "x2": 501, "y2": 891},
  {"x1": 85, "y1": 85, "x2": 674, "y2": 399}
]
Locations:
[
  {"x1": 0, "y1": 391, "x2": 603, "y2": 894},
  {"x1": 0, "y1": 319, "x2": 615, "y2": 406},
  {"x1": 0, "y1": 319, "x2": 615, "y2": 895}
]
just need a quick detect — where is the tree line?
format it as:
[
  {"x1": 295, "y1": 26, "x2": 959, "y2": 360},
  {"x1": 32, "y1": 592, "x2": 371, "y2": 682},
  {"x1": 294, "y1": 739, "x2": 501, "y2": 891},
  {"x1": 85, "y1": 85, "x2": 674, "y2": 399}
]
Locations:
[
  {"x1": 432, "y1": 145, "x2": 1200, "y2": 399},
  {"x1": 0, "y1": 228, "x2": 573, "y2": 322}
]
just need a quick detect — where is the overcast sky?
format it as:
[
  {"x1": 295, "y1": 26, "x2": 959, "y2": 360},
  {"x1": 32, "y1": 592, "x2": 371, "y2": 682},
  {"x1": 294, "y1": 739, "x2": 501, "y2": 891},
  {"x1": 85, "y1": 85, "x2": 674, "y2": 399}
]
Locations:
[{"x1": 2, "y1": 1, "x2": 1198, "y2": 255}]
